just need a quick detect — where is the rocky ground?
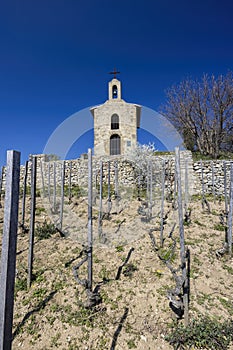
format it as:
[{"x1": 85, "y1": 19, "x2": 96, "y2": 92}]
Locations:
[{"x1": 0, "y1": 191, "x2": 233, "y2": 350}]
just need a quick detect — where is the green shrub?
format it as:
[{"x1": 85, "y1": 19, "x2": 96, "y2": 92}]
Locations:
[
  {"x1": 35, "y1": 206, "x2": 46, "y2": 215},
  {"x1": 96, "y1": 183, "x2": 114, "y2": 198},
  {"x1": 64, "y1": 184, "x2": 82, "y2": 198},
  {"x1": 35, "y1": 221, "x2": 56, "y2": 240},
  {"x1": 166, "y1": 316, "x2": 233, "y2": 349},
  {"x1": 214, "y1": 223, "x2": 226, "y2": 231},
  {"x1": 123, "y1": 263, "x2": 138, "y2": 278},
  {"x1": 15, "y1": 277, "x2": 27, "y2": 293}
]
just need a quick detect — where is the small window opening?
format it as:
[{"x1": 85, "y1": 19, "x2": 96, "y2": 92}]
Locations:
[
  {"x1": 111, "y1": 114, "x2": 119, "y2": 129},
  {"x1": 112, "y1": 85, "x2": 118, "y2": 99}
]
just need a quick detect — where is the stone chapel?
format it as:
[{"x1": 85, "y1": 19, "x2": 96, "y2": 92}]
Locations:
[{"x1": 90, "y1": 76, "x2": 141, "y2": 157}]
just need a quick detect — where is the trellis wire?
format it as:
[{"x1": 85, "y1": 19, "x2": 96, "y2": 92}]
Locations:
[
  {"x1": 27, "y1": 156, "x2": 37, "y2": 288},
  {"x1": 0, "y1": 150, "x2": 20, "y2": 350}
]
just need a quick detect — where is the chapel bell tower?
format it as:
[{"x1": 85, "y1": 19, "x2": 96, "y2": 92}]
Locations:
[
  {"x1": 90, "y1": 71, "x2": 141, "y2": 157},
  {"x1": 109, "y1": 78, "x2": 121, "y2": 100}
]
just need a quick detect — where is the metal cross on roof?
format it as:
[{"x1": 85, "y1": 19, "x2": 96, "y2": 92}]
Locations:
[{"x1": 109, "y1": 68, "x2": 120, "y2": 79}]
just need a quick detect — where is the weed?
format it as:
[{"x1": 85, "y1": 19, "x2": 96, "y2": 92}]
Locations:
[
  {"x1": 71, "y1": 247, "x2": 81, "y2": 254},
  {"x1": 157, "y1": 284, "x2": 172, "y2": 296},
  {"x1": 52, "y1": 280, "x2": 65, "y2": 291},
  {"x1": 185, "y1": 238, "x2": 202, "y2": 245},
  {"x1": 35, "y1": 220, "x2": 56, "y2": 240},
  {"x1": 66, "y1": 338, "x2": 80, "y2": 350},
  {"x1": 100, "y1": 290, "x2": 118, "y2": 309},
  {"x1": 32, "y1": 287, "x2": 47, "y2": 301},
  {"x1": 189, "y1": 266, "x2": 200, "y2": 279},
  {"x1": 32, "y1": 268, "x2": 45, "y2": 282},
  {"x1": 193, "y1": 219, "x2": 206, "y2": 227},
  {"x1": 61, "y1": 304, "x2": 101, "y2": 328},
  {"x1": 46, "y1": 314, "x2": 56, "y2": 325},
  {"x1": 98, "y1": 266, "x2": 111, "y2": 280},
  {"x1": 196, "y1": 292, "x2": 214, "y2": 306},
  {"x1": 214, "y1": 223, "x2": 226, "y2": 231},
  {"x1": 50, "y1": 303, "x2": 60, "y2": 312},
  {"x1": 35, "y1": 206, "x2": 46, "y2": 215},
  {"x1": 125, "y1": 322, "x2": 133, "y2": 334},
  {"x1": 191, "y1": 194, "x2": 202, "y2": 201},
  {"x1": 50, "y1": 332, "x2": 61, "y2": 347},
  {"x1": 166, "y1": 316, "x2": 233, "y2": 350},
  {"x1": 19, "y1": 185, "x2": 31, "y2": 197},
  {"x1": 35, "y1": 274, "x2": 45, "y2": 283},
  {"x1": 26, "y1": 315, "x2": 37, "y2": 335},
  {"x1": 115, "y1": 244, "x2": 124, "y2": 252},
  {"x1": 127, "y1": 339, "x2": 137, "y2": 349},
  {"x1": 159, "y1": 245, "x2": 176, "y2": 263},
  {"x1": 217, "y1": 296, "x2": 233, "y2": 316},
  {"x1": 223, "y1": 264, "x2": 233, "y2": 275},
  {"x1": 97, "y1": 183, "x2": 114, "y2": 198},
  {"x1": 123, "y1": 263, "x2": 138, "y2": 278},
  {"x1": 211, "y1": 209, "x2": 219, "y2": 216},
  {"x1": 64, "y1": 184, "x2": 83, "y2": 198},
  {"x1": 15, "y1": 277, "x2": 27, "y2": 294},
  {"x1": 193, "y1": 255, "x2": 201, "y2": 265},
  {"x1": 93, "y1": 254, "x2": 102, "y2": 263},
  {"x1": 97, "y1": 335, "x2": 108, "y2": 349}
]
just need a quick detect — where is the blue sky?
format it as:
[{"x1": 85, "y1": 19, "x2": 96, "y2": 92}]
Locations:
[{"x1": 0, "y1": 0, "x2": 233, "y2": 166}]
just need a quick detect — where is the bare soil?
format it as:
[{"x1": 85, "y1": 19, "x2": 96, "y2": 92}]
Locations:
[{"x1": 0, "y1": 193, "x2": 233, "y2": 350}]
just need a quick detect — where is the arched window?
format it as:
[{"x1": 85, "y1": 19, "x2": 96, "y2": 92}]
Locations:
[
  {"x1": 112, "y1": 85, "x2": 118, "y2": 99},
  {"x1": 110, "y1": 134, "x2": 121, "y2": 155},
  {"x1": 111, "y1": 114, "x2": 119, "y2": 129}
]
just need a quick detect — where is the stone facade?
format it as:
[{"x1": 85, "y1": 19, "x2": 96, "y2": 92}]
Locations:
[{"x1": 90, "y1": 78, "x2": 141, "y2": 157}]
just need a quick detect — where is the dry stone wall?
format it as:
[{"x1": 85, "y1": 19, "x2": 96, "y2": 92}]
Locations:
[
  {"x1": 193, "y1": 160, "x2": 233, "y2": 195},
  {"x1": 0, "y1": 151, "x2": 194, "y2": 196},
  {"x1": 1, "y1": 151, "x2": 232, "y2": 197}
]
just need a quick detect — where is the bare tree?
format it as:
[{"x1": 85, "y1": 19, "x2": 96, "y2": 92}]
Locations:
[{"x1": 162, "y1": 72, "x2": 233, "y2": 158}]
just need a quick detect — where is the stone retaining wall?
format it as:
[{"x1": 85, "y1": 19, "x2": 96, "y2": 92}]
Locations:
[
  {"x1": 1, "y1": 151, "x2": 232, "y2": 197},
  {"x1": 193, "y1": 160, "x2": 233, "y2": 195}
]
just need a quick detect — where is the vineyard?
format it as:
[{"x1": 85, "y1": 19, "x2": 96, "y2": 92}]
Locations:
[{"x1": 0, "y1": 149, "x2": 233, "y2": 350}]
